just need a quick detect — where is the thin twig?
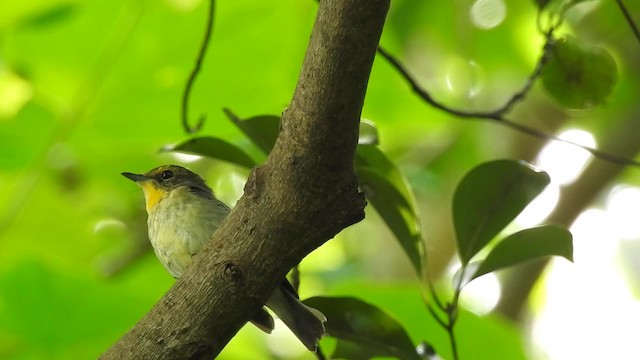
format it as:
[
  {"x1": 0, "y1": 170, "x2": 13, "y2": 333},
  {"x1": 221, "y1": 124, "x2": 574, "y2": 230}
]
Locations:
[
  {"x1": 181, "y1": 0, "x2": 215, "y2": 134},
  {"x1": 425, "y1": 279, "x2": 461, "y2": 359},
  {"x1": 614, "y1": 0, "x2": 640, "y2": 44},
  {"x1": 427, "y1": 279, "x2": 446, "y2": 312},
  {"x1": 376, "y1": 28, "x2": 546, "y2": 121},
  {"x1": 441, "y1": 263, "x2": 468, "y2": 360},
  {"x1": 377, "y1": 37, "x2": 640, "y2": 169},
  {"x1": 446, "y1": 321, "x2": 459, "y2": 360},
  {"x1": 425, "y1": 265, "x2": 468, "y2": 360},
  {"x1": 496, "y1": 29, "x2": 555, "y2": 115},
  {"x1": 449, "y1": 263, "x2": 469, "y2": 325},
  {"x1": 498, "y1": 118, "x2": 640, "y2": 167},
  {"x1": 376, "y1": 27, "x2": 555, "y2": 120},
  {"x1": 426, "y1": 302, "x2": 448, "y2": 329}
]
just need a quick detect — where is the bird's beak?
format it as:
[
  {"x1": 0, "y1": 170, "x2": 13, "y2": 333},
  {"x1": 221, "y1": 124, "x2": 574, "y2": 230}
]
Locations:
[{"x1": 121, "y1": 172, "x2": 148, "y2": 183}]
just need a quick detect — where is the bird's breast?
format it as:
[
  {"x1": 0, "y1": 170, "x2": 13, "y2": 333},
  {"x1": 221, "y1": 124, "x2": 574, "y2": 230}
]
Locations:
[{"x1": 147, "y1": 191, "x2": 227, "y2": 278}]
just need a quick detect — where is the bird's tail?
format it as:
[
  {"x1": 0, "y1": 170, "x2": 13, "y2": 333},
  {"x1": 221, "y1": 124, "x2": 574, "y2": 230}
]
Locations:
[
  {"x1": 250, "y1": 307, "x2": 275, "y2": 334},
  {"x1": 266, "y1": 281, "x2": 326, "y2": 352}
]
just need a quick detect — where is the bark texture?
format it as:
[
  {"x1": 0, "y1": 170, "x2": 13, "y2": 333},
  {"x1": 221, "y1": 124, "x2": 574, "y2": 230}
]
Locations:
[{"x1": 101, "y1": 0, "x2": 389, "y2": 358}]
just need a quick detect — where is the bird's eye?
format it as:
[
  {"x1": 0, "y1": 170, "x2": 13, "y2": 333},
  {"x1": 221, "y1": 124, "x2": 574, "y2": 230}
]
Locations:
[{"x1": 160, "y1": 170, "x2": 174, "y2": 180}]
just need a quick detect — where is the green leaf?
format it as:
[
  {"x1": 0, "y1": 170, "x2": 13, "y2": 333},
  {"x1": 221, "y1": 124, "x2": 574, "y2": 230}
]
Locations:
[
  {"x1": 356, "y1": 145, "x2": 424, "y2": 275},
  {"x1": 333, "y1": 339, "x2": 432, "y2": 360},
  {"x1": 471, "y1": 225, "x2": 573, "y2": 280},
  {"x1": 542, "y1": 36, "x2": 617, "y2": 109},
  {"x1": 162, "y1": 137, "x2": 257, "y2": 168},
  {"x1": 537, "y1": 0, "x2": 596, "y2": 17},
  {"x1": 223, "y1": 108, "x2": 280, "y2": 154},
  {"x1": 327, "y1": 282, "x2": 528, "y2": 360},
  {"x1": 357, "y1": 168, "x2": 423, "y2": 275},
  {"x1": 356, "y1": 145, "x2": 402, "y2": 178},
  {"x1": 453, "y1": 160, "x2": 550, "y2": 263},
  {"x1": 333, "y1": 340, "x2": 382, "y2": 360},
  {"x1": 452, "y1": 261, "x2": 482, "y2": 289},
  {"x1": 303, "y1": 296, "x2": 421, "y2": 360}
]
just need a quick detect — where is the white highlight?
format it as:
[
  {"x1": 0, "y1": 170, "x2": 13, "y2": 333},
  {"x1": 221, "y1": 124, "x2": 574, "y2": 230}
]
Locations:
[
  {"x1": 171, "y1": 152, "x2": 202, "y2": 163},
  {"x1": 93, "y1": 218, "x2": 127, "y2": 234},
  {"x1": 447, "y1": 260, "x2": 501, "y2": 315},
  {"x1": 0, "y1": 68, "x2": 33, "y2": 118},
  {"x1": 444, "y1": 58, "x2": 483, "y2": 99},
  {"x1": 535, "y1": 129, "x2": 595, "y2": 186},
  {"x1": 516, "y1": 183, "x2": 560, "y2": 227},
  {"x1": 606, "y1": 186, "x2": 640, "y2": 240},
  {"x1": 470, "y1": 0, "x2": 507, "y2": 30},
  {"x1": 517, "y1": 129, "x2": 594, "y2": 227},
  {"x1": 531, "y1": 209, "x2": 640, "y2": 360},
  {"x1": 164, "y1": 0, "x2": 202, "y2": 12},
  {"x1": 460, "y1": 272, "x2": 501, "y2": 315},
  {"x1": 266, "y1": 319, "x2": 308, "y2": 358}
]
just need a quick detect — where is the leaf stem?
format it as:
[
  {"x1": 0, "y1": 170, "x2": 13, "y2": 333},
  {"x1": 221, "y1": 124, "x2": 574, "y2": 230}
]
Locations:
[
  {"x1": 427, "y1": 263, "x2": 470, "y2": 360},
  {"x1": 428, "y1": 279, "x2": 445, "y2": 311},
  {"x1": 446, "y1": 323, "x2": 459, "y2": 360},
  {"x1": 426, "y1": 302, "x2": 448, "y2": 329}
]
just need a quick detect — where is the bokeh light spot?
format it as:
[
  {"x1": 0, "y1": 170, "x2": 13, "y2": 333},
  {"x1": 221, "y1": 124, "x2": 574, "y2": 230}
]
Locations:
[
  {"x1": 606, "y1": 185, "x2": 640, "y2": 240},
  {"x1": 535, "y1": 129, "x2": 595, "y2": 186},
  {"x1": 470, "y1": 0, "x2": 507, "y2": 30}
]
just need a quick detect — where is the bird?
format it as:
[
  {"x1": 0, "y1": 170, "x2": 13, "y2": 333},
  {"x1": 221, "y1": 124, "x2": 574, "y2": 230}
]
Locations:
[{"x1": 122, "y1": 164, "x2": 326, "y2": 351}]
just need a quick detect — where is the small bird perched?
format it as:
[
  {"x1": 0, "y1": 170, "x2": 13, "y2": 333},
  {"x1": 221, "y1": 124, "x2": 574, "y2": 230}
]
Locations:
[{"x1": 122, "y1": 164, "x2": 326, "y2": 351}]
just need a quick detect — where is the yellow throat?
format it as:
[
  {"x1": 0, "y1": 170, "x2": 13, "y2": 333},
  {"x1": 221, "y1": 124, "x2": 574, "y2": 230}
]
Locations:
[{"x1": 140, "y1": 181, "x2": 168, "y2": 213}]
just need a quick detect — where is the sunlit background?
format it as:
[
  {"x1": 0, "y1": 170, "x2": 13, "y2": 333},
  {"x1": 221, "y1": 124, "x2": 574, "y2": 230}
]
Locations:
[{"x1": 1, "y1": 0, "x2": 639, "y2": 359}]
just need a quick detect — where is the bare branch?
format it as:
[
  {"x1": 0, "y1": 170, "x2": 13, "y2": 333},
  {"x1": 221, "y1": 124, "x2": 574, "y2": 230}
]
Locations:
[
  {"x1": 615, "y1": 0, "x2": 640, "y2": 44},
  {"x1": 378, "y1": 35, "x2": 640, "y2": 169},
  {"x1": 376, "y1": 29, "x2": 555, "y2": 121},
  {"x1": 181, "y1": 0, "x2": 215, "y2": 134}
]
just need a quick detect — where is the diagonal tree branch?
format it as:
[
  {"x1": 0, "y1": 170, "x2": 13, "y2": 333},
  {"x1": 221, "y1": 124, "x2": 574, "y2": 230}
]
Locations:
[{"x1": 101, "y1": 0, "x2": 387, "y2": 358}]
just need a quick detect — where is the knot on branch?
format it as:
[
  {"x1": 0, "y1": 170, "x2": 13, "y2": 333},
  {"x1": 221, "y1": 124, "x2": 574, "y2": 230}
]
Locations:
[
  {"x1": 244, "y1": 166, "x2": 265, "y2": 199},
  {"x1": 224, "y1": 262, "x2": 243, "y2": 283}
]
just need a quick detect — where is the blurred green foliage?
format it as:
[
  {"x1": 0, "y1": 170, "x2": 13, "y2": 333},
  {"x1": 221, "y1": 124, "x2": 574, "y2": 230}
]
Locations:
[{"x1": 1, "y1": 0, "x2": 639, "y2": 359}]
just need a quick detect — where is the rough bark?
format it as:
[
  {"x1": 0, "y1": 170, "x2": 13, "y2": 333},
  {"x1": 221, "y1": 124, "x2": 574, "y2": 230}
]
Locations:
[{"x1": 100, "y1": 0, "x2": 388, "y2": 358}]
